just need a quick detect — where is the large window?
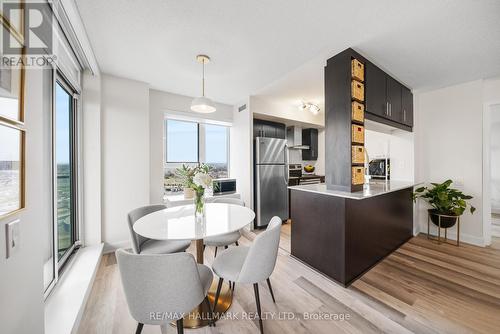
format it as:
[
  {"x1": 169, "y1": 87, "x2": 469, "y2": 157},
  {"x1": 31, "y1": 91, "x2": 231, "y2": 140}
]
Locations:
[
  {"x1": 164, "y1": 118, "x2": 229, "y2": 193},
  {"x1": 54, "y1": 76, "x2": 79, "y2": 268}
]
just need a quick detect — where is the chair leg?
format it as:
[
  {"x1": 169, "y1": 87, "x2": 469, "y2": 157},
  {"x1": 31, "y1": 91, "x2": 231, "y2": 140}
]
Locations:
[
  {"x1": 176, "y1": 319, "x2": 184, "y2": 334},
  {"x1": 235, "y1": 241, "x2": 239, "y2": 246},
  {"x1": 232, "y1": 282, "x2": 236, "y2": 293},
  {"x1": 214, "y1": 247, "x2": 218, "y2": 258},
  {"x1": 204, "y1": 296, "x2": 215, "y2": 327},
  {"x1": 253, "y1": 283, "x2": 264, "y2": 334},
  {"x1": 266, "y1": 278, "x2": 276, "y2": 303},
  {"x1": 135, "y1": 323, "x2": 143, "y2": 334},
  {"x1": 213, "y1": 277, "x2": 224, "y2": 312}
]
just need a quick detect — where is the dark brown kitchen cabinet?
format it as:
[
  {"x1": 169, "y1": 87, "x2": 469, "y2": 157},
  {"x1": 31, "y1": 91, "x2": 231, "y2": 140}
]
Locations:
[
  {"x1": 365, "y1": 63, "x2": 387, "y2": 118},
  {"x1": 364, "y1": 62, "x2": 413, "y2": 131},
  {"x1": 386, "y1": 76, "x2": 402, "y2": 122},
  {"x1": 253, "y1": 119, "x2": 286, "y2": 139},
  {"x1": 401, "y1": 86, "x2": 414, "y2": 127},
  {"x1": 302, "y1": 128, "x2": 318, "y2": 160}
]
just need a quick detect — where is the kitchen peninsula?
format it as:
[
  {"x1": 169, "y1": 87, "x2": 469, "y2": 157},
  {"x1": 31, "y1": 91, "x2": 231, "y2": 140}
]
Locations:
[
  {"x1": 288, "y1": 48, "x2": 416, "y2": 287},
  {"x1": 289, "y1": 181, "x2": 414, "y2": 286}
]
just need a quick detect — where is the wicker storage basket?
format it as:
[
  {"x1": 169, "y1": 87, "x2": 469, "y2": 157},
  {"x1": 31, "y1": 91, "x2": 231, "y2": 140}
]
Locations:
[
  {"x1": 351, "y1": 80, "x2": 364, "y2": 101},
  {"x1": 352, "y1": 125, "x2": 364, "y2": 144},
  {"x1": 352, "y1": 145, "x2": 365, "y2": 164},
  {"x1": 351, "y1": 58, "x2": 364, "y2": 81},
  {"x1": 352, "y1": 167, "x2": 364, "y2": 185},
  {"x1": 351, "y1": 101, "x2": 364, "y2": 123}
]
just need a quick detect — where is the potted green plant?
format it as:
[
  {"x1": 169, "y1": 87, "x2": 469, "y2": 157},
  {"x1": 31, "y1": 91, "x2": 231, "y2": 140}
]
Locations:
[
  {"x1": 413, "y1": 179, "x2": 476, "y2": 228},
  {"x1": 175, "y1": 164, "x2": 214, "y2": 216},
  {"x1": 175, "y1": 164, "x2": 196, "y2": 199}
]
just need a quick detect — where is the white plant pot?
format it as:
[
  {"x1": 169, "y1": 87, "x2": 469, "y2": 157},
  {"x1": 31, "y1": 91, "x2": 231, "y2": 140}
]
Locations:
[{"x1": 184, "y1": 188, "x2": 195, "y2": 199}]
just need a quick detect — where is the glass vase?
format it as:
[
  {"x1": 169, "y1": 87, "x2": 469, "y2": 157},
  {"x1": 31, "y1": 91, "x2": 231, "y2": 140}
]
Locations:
[{"x1": 194, "y1": 189, "x2": 205, "y2": 218}]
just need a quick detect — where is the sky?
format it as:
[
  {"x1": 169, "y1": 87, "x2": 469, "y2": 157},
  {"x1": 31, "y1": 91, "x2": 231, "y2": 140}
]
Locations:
[
  {"x1": 56, "y1": 83, "x2": 71, "y2": 164},
  {"x1": 166, "y1": 119, "x2": 227, "y2": 163}
]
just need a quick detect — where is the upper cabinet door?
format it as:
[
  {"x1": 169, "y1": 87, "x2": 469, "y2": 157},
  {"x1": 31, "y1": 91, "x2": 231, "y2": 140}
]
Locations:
[
  {"x1": 365, "y1": 63, "x2": 387, "y2": 117},
  {"x1": 401, "y1": 86, "x2": 414, "y2": 127},
  {"x1": 253, "y1": 120, "x2": 264, "y2": 137},
  {"x1": 275, "y1": 123, "x2": 286, "y2": 139},
  {"x1": 386, "y1": 76, "x2": 402, "y2": 122},
  {"x1": 301, "y1": 128, "x2": 318, "y2": 160},
  {"x1": 262, "y1": 123, "x2": 277, "y2": 138}
]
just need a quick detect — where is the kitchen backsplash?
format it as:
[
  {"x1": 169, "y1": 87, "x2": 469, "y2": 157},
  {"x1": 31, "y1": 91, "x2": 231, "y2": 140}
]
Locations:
[{"x1": 288, "y1": 149, "x2": 322, "y2": 174}]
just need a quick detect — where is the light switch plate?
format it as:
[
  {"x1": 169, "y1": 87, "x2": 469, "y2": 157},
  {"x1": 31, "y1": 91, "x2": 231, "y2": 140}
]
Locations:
[{"x1": 5, "y1": 219, "x2": 20, "y2": 259}]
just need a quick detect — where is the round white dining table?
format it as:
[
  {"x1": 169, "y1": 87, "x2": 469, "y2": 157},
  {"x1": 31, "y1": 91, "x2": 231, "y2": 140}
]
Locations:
[
  {"x1": 133, "y1": 202, "x2": 255, "y2": 329},
  {"x1": 133, "y1": 202, "x2": 255, "y2": 264}
]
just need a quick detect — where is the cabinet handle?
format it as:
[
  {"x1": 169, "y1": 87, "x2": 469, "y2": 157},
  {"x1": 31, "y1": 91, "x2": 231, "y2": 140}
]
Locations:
[
  {"x1": 389, "y1": 103, "x2": 392, "y2": 117},
  {"x1": 386, "y1": 101, "x2": 389, "y2": 116},
  {"x1": 403, "y1": 109, "x2": 406, "y2": 122}
]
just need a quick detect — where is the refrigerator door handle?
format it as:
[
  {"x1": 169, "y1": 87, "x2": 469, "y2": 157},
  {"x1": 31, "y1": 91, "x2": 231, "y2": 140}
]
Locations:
[
  {"x1": 284, "y1": 145, "x2": 289, "y2": 185},
  {"x1": 255, "y1": 166, "x2": 261, "y2": 226}
]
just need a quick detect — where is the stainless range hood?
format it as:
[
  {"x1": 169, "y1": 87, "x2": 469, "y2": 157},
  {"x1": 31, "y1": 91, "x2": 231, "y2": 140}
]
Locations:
[{"x1": 286, "y1": 126, "x2": 310, "y2": 150}]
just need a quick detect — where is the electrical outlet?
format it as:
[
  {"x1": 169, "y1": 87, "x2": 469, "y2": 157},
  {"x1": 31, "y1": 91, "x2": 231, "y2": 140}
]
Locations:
[{"x1": 5, "y1": 219, "x2": 20, "y2": 259}]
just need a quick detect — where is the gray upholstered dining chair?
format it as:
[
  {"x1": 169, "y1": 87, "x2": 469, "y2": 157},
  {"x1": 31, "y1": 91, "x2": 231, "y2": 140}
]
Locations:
[
  {"x1": 116, "y1": 249, "x2": 214, "y2": 334},
  {"x1": 212, "y1": 216, "x2": 282, "y2": 334},
  {"x1": 204, "y1": 197, "x2": 245, "y2": 257},
  {"x1": 127, "y1": 204, "x2": 191, "y2": 254}
]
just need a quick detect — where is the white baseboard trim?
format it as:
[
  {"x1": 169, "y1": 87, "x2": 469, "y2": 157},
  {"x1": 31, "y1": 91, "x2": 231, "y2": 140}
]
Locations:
[
  {"x1": 45, "y1": 243, "x2": 104, "y2": 334},
  {"x1": 492, "y1": 224, "x2": 500, "y2": 238},
  {"x1": 423, "y1": 229, "x2": 485, "y2": 247},
  {"x1": 103, "y1": 239, "x2": 131, "y2": 254}
]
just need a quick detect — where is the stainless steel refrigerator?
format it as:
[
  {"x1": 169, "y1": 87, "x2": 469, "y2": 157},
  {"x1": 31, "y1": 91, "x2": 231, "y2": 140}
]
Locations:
[{"x1": 254, "y1": 137, "x2": 288, "y2": 227}]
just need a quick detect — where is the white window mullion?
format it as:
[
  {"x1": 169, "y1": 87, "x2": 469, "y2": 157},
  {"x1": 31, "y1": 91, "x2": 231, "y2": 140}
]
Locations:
[{"x1": 198, "y1": 124, "x2": 206, "y2": 164}]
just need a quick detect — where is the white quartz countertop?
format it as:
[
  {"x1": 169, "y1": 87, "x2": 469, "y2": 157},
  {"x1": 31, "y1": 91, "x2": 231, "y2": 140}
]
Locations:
[{"x1": 288, "y1": 181, "x2": 418, "y2": 200}]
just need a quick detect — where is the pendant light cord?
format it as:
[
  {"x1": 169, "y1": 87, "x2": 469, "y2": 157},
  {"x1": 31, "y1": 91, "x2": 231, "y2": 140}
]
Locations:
[{"x1": 202, "y1": 60, "x2": 205, "y2": 97}]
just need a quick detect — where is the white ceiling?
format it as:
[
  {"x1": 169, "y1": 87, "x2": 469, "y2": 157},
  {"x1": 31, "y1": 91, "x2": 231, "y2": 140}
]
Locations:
[{"x1": 76, "y1": 0, "x2": 500, "y2": 106}]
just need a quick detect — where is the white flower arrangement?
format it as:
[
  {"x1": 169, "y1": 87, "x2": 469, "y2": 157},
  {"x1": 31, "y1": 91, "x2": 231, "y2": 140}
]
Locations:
[{"x1": 193, "y1": 172, "x2": 213, "y2": 189}]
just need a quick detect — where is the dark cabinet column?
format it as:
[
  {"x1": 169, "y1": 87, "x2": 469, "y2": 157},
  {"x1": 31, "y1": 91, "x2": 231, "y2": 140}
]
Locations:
[{"x1": 365, "y1": 63, "x2": 387, "y2": 117}]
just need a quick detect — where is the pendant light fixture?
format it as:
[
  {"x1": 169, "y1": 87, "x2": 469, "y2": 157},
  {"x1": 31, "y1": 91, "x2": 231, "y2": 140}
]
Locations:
[{"x1": 191, "y1": 54, "x2": 216, "y2": 113}]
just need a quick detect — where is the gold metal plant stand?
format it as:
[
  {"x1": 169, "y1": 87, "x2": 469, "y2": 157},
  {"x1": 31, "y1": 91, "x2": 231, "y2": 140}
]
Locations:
[{"x1": 427, "y1": 212, "x2": 460, "y2": 246}]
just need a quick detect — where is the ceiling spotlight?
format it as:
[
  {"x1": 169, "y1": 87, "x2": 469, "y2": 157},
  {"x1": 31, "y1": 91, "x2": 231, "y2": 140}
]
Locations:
[{"x1": 301, "y1": 102, "x2": 320, "y2": 115}]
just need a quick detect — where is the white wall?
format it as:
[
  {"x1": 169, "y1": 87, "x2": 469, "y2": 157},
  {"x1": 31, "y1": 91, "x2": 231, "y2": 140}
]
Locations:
[
  {"x1": 491, "y1": 106, "x2": 500, "y2": 213},
  {"x1": 365, "y1": 129, "x2": 414, "y2": 181},
  {"x1": 81, "y1": 70, "x2": 102, "y2": 246},
  {"x1": 0, "y1": 68, "x2": 46, "y2": 334},
  {"x1": 149, "y1": 89, "x2": 234, "y2": 204},
  {"x1": 101, "y1": 74, "x2": 150, "y2": 251},
  {"x1": 414, "y1": 80, "x2": 484, "y2": 245},
  {"x1": 250, "y1": 95, "x2": 325, "y2": 128},
  {"x1": 229, "y1": 101, "x2": 253, "y2": 209}
]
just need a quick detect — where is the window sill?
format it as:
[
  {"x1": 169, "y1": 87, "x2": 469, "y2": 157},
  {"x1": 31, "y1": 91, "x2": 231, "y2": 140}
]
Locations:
[{"x1": 44, "y1": 243, "x2": 104, "y2": 334}]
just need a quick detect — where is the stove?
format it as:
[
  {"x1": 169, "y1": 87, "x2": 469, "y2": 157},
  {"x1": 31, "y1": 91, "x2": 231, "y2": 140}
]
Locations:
[{"x1": 288, "y1": 164, "x2": 324, "y2": 185}]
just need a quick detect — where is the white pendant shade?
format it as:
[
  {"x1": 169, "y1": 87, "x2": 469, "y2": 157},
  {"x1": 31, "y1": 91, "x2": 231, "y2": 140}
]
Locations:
[
  {"x1": 191, "y1": 96, "x2": 216, "y2": 113},
  {"x1": 191, "y1": 54, "x2": 216, "y2": 113}
]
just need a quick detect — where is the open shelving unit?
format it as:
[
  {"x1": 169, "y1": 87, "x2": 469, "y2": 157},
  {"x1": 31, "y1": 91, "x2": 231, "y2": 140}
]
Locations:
[{"x1": 324, "y1": 48, "x2": 367, "y2": 192}]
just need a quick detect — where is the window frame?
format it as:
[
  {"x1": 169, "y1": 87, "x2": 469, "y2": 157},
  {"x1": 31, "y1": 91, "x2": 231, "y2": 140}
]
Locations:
[
  {"x1": 164, "y1": 116, "x2": 230, "y2": 177},
  {"x1": 52, "y1": 71, "x2": 81, "y2": 274},
  {"x1": 165, "y1": 118, "x2": 200, "y2": 164}
]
